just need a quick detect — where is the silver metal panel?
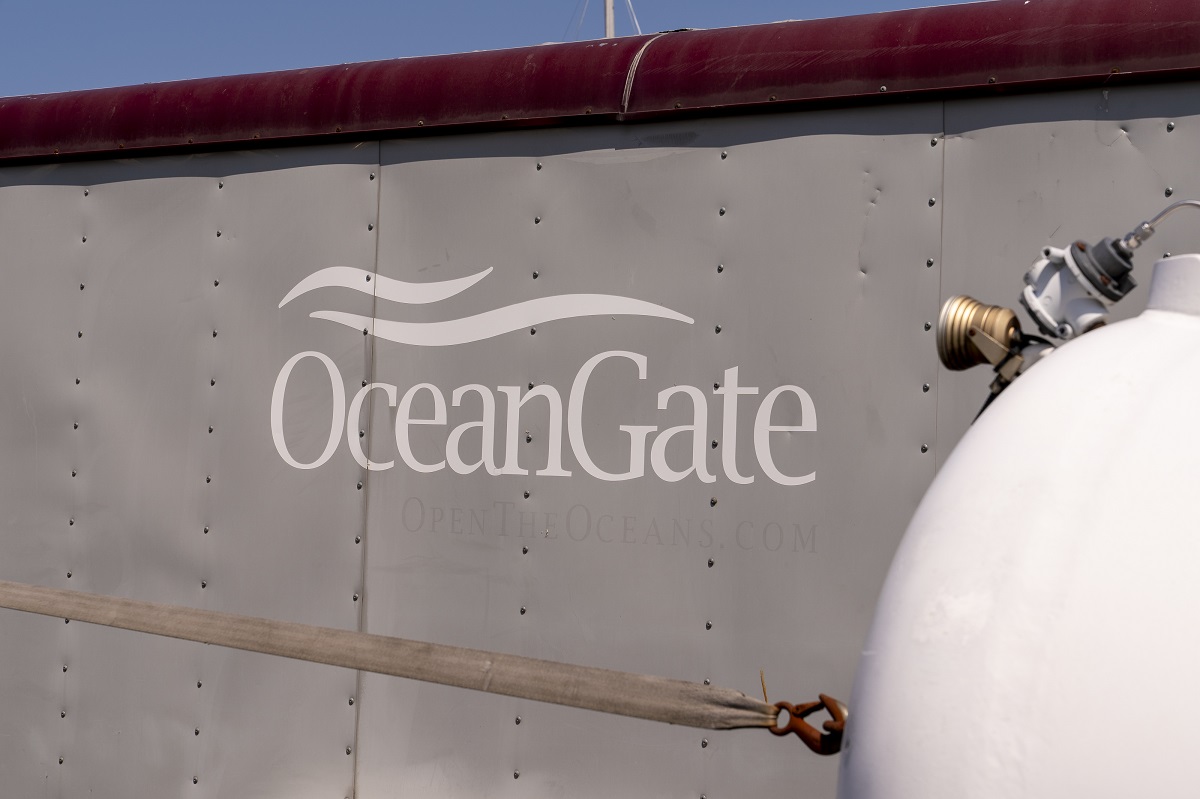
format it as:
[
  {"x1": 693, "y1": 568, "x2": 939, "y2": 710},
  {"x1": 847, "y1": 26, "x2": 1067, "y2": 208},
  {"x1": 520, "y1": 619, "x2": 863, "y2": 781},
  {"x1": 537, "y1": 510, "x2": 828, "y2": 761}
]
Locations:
[
  {"x1": 0, "y1": 146, "x2": 377, "y2": 796},
  {"x1": 938, "y1": 83, "x2": 1200, "y2": 452},
  {"x1": 356, "y1": 107, "x2": 943, "y2": 798}
]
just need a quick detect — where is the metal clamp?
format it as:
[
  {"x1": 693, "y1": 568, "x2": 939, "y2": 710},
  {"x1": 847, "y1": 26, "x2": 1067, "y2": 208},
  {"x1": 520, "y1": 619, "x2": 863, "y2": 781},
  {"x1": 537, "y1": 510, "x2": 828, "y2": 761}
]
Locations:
[{"x1": 771, "y1": 694, "x2": 846, "y2": 755}]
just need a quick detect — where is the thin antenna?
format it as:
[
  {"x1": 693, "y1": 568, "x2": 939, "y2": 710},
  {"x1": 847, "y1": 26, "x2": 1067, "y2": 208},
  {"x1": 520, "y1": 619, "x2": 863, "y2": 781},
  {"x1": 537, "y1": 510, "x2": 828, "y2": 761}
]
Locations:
[
  {"x1": 604, "y1": 0, "x2": 615, "y2": 38},
  {"x1": 624, "y1": 0, "x2": 642, "y2": 35}
]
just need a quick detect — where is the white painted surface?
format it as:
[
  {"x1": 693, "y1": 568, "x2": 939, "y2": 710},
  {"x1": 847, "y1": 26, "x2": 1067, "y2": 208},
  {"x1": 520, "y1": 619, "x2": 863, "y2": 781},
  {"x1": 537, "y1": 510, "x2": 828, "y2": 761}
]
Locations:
[{"x1": 841, "y1": 257, "x2": 1200, "y2": 797}]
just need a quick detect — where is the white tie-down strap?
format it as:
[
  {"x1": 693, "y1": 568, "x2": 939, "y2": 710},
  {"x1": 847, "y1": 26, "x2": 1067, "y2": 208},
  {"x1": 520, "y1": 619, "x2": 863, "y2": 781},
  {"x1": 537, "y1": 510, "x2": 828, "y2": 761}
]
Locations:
[{"x1": 0, "y1": 579, "x2": 777, "y2": 731}]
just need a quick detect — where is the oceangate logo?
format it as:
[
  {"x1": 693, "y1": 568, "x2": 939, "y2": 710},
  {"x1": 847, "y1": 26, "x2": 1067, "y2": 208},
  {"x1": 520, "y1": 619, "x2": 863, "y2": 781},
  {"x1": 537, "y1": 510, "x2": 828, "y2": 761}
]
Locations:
[{"x1": 271, "y1": 266, "x2": 816, "y2": 485}]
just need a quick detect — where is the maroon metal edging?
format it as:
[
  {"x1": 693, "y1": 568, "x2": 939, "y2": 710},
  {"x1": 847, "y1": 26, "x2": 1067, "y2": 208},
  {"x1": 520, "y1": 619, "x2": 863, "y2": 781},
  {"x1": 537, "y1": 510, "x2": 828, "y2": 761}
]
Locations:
[{"x1": 1, "y1": 0, "x2": 1198, "y2": 163}]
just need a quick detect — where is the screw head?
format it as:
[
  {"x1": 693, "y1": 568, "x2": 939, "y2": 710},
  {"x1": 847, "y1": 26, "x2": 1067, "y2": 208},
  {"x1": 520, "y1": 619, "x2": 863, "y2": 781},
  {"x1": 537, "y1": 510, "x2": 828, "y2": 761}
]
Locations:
[
  {"x1": 514, "y1": 771, "x2": 520, "y2": 779},
  {"x1": 357, "y1": 482, "x2": 363, "y2": 490},
  {"x1": 213, "y1": 280, "x2": 219, "y2": 287},
  {"x1": 523, "y1": 491, "x2": 530, "y2": 499},
  {"x1": 701, "y1": 738, "x2": 709, "y2": 748},
  {"x1": 515, "y1": 716, "x2": 522, "y2": 724},
  {"x1": 195, "y1": 728, "x2": 200, "y2": 735},
  {"x1": 369, "y1": 172, "x2": 375, "y2": 180},
  {"x1": 349, "y1": 697, "x2": 355, "y2": 705},
  {"x1": 924, "y1": 322, "x2": 932, "y2": 331},
  {"x1": 203, "y1": 526, "x2": 209, "y2": 534},
  {"x1": 705, "y1": 621, "x2": 713, "y2": 630},
  {"x1": 525, "y1": 433, "x2": 532, "y2": 443},
  {"x1": 922, "y1": 383, "x2": 930, "y2": 393},
  {"x1": 353, "y1": 593, "x2": 359, "y2": 602},
  {"x1": 534, "y1": 216, "x2": 541, "y2": 224},
  {"x1": 346, "y1": 747, "x2": 352, "y2": 755},
  {"x1": 1165, "y1": 187, "x2": 1174, "y2": 197},
  {"x1": 931, "y1": 138, "x2": 938, "y2": 146},
  {"x1": 716, "y1": 264, "x2": 724, "y2": 273},
  {"x1": 721, "y1": 151, "x2": 728, "y2": 159},
  {"x1": 520, "y1": 606, "x2": 526, "y2": 615},
  {"x1": 530, "y1": 327, "x2": 536, "y2": 335},
  {"x1": 197, "y1": 681, "x2": 202, "y2": 688},
  {"x1": 200, "y1": 581, "x2": 206, "y2": 588},
  {"x1": 216, "y1": 230, "x2": 221, "y2": 237},
  {"x1": 718, "y1": 206, "x2": 726, "y2": 216},
  {"x1": 66, "y1": 572, "x2": 71, "y2": 579},
  {"x1": 532, "y1": 271, "x2": 539, "y2": 279},
  {"x1": 928, "y1": 197, "x2": 937, "y2": 207},
  {"x1": 522, "y1": 546, "x2": 529, "y2": 554},
  {"x1": 711, "y1": 440, "x2": 718, "y2": 449},
  {"x1": 708, "y1": 558, "x2": 714, "y2": 568},
  {"x1": 1167, "y1": 122, "x2": 1176, "y2": 132},
  {"x1": 83, "y1": 189, "x2": 89, "y2": 196},
  {"x1": 927, "y1": 258, "x2": 935, "y2": 267},
  {"x1": 703, "y1": 678, "x2": 710, "y2": 685},
  {"x1": 355, "y1": 536, "x2": 362, "y2": 544},
  {"x1": 536, "y1": 162, "x2": 543, "y2": 170},
  {"x1": 367, "y1": 223, "x2": 374, "y2": 231},
  {"x1": 879, "y1": 85, "x2": 887, "y2": 92},
  {"x1": 709, "y1": 497, "x2": 717, "y2": 507},
  {"x1": 921, "y1": 444, "x2": 929, "y2": 453},
  {"x1": 714, "y1": 324, "x2": 722, "y2": 334}
]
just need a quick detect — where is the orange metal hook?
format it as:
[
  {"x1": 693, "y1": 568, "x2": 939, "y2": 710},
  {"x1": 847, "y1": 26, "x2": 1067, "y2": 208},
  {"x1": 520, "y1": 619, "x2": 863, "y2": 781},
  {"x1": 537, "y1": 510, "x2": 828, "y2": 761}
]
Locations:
[{"x1": 771, "y1": 694, "x2": 846, "y2": 755}]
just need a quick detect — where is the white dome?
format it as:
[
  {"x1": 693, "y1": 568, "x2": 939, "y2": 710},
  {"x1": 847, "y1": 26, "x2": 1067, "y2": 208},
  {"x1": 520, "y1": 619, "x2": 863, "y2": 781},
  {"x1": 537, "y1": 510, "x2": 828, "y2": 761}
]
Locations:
[{"x1": 840, "y1": 255, "x2": 1200, "y2": 798}]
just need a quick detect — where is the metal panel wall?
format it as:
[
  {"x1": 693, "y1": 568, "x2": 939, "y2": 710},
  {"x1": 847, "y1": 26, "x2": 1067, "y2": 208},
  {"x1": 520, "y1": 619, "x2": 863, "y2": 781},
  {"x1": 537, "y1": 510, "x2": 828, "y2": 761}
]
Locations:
[{"x1": 1, "y1": 81, "x2": 1197, "y2": 798}]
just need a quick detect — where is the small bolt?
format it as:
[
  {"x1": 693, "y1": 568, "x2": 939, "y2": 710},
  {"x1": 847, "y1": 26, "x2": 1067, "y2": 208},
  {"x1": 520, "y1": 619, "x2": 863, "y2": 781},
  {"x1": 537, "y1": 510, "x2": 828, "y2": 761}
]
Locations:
[
  {"x1": 76, "y1": 378, "x2": 80, "y2": 385},
  {"x1": 213, "y1": 280, "x2": 219, "y2": 287},
  {"x1": 349, "y1": 698, "x2": 355, "y2": 705},
  {"x1": 66, "y1": 572, "x2": 71, "y2": 579},
  {"x1": 711, "y1": 440, "x2": 718, "y2": 449},
  {"x1": 363, "y1": 328, "x2": 368, "y2": 336},
  {"x1": 361, "y1": 380, "x2": 367, "y2": 387},
  {"x1": 988, "y1": 76, "x2": 997, "y2": 84},
  {"x1": 514, "y1": 771, "x2": 520, "y2": 779},
  {"x1": 924, "y1": 322, "x2": 931, "y2": 331},
  {"x1": 703, "y1": 678, "x2": 710, "y2": 685},
  {"x1": 921, "y1": 444, "x2": 929, "y2": 453},
  {"x1": 716, "y1": 264, "x2": 724, "y2": 273},
  {"x1": 218, "y1": 181, "x2": 224, "y2": 188},
  {"x1": 73, "y1": 423, "x2": 78, "y2": 430},
  {"x1": 1167, "y1": 122, "x2": 1176, "y2": 132},
  {"x1": 197, "y1": 681, "x2": 202, "y2": 688},
  {"x1": 81, "y1": 236, "x2": 86, "y2": 243},
  {"x1": 367, "y1": 223, "x2": 374, "y2": 231},
  {"x1": 769, "y1": 94, "x2": 777, "y2": 101},
  {"x1": 528, "y1": 382, "x2": 534, "y2": 390},
  {"x1": 534, "y1": 216, "x2": 541, "y2": 224},
  {"x1": 708, "y1": 558, "x2": 714, "y2": 568},
  {"x1": 201, "y1": 581, "x2": 206, "y2": 589},
  {"x1": 718, "y1": 206, "x2": 726, "y2": 216},
  {"x1": 927, "y1": 258, "x2": 934, "y2": 267},
  {"x1": 536, "y1": 162, "x2": 543, "y2": 170},
  {"x1": 208, "y1": 426, "x2": 213, "y2": 433},
  {"x1": 195, "y1": 728, "x2": 200, "y2": 735},
  {"x1": 353, "y1": 593, "x2": 359, "y2": 601},
  {"x1": 1165, "y1": 252, "x2": 1173, "y2": 258},
  {"x1": 1165, "y1": 187, "x2": 1174, "y2": 197},
  {"x1": 928, "y1": 197, "x2": 937, "y2": 207},
  {"x1": 355, "y1": 536, "x2": 362, "y2": 544},
  {"x1": 63, "y1": 666, "x2": 68, "y2": 672},
  {"x1": 71, "y1": 470, "x2": 77, "y2": 477},
  {"x1": 69, "y1": 518, "x2": 74, "y2": 526},
  {"x1": 369, "y1": 172, "x2": 375, "y2": 180},
  {"x1": 530, "y1": 327, "x2": 536, "y2": 335},
  {"x1": 346, "y1": 747, "x2": 352, "y2": 755},
  {"x1": 721, "y1": 151, "x2": 728, "y2": 159},
  {"x1": 80, "y1": 283, "x2": 85, "y2": 290},
  {"x1": 714, "y1": 324, "x2": 722, "y2": 334},
  {"x1": 210, "y1": 379, "x2": 215, "y2": 386},
  {"x1": 357, "y1": 481, "x2": 363, "y2": 490},
  {"x1": 931, "y1": 138, "x2": 938, "y2": 146},
  {"x1": 194, "y1": 777, "x2": 198, "y2": 784},
  {"x1": 922, "y1": 383, "x2": 930, "y2": 393},
  {"x1": 59, "y1": 758, "x2": 64, "y2": 765},
  {"x1": 523, "y1": 491, "x2": 530, "y2": 499},
  {"x1": 417, "y1": 120, "x2": 424, "y2": 126},
  {"x1": 522, "y1": 546, "x2": 529, "y2": 554},
  {"x1": 674, "y1": 101, "x2": 682, "y2": 109},
  {"x1": 83, "y1": 189, "x2": 89, "y2": 196},
  {"x1": 701, "y1": 738, "x2": 709, "y2": 748},
  {"x1": 879, "y1": 86, "x2": 887, "y2": 93},
  {"x1": 714, "y1": 383, "x2": 720, "y2": 390},
  {"x1": 515, "y1": 716, "x2": 521, "y2": 724},
  {"x1": 706, "y1": 621, "x2": 712, "y2": 630},
  {"x1": 205, "y1": 475, "x2": 211, "y2": 483},
  {"x1": 520, "y1": 606, "x2": 526, "y2": 615},
  {"x1": 203, "y1": 526, "x2": 209, "y2": 534},
  {"x1": 212, "y1": 330, "x2": 217, "y2": 338},
  {"x1": 65, "y1": 619, "x2": 69, "y2": 624},
  {"x1": 525, "y1": 433, "x2": 532, "y2": 443},
  {"x1": 709, "y1": 497, "x2": 717, "y2": 507},
  {"x1": 77, "y1": 331, "x2": 82, "y2": 338},
  {"x1": 216, "y1": 230, "x2": 221, "y2": 237},
  {"x1": 359, "y1": 430, "x2": 365, "y2": 439},
  {"x1": 60, "y1": 711, "x2": 67, "y2": 718}
]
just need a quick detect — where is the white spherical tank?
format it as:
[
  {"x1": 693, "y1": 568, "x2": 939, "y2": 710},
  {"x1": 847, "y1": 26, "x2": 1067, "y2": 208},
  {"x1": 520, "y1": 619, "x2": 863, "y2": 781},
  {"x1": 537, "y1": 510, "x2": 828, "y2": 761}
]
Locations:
[{"x1": 839, "y1": 255, "x2": 1200, "y2": 798}]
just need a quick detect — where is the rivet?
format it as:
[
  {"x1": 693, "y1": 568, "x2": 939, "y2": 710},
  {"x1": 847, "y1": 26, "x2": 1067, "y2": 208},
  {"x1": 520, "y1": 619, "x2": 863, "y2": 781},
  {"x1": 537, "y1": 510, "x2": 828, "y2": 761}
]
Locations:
[
  {"x1": 716, "y1": 264, "x2": 723, "y2": 273},
  {"x1": 720, "y1": 151, "x2": 728, "y2": 159},
  {"x1": 520, "y1": 606, "x2": 526, "y2": 615},
  {"x1": 674, "y1": 102, "x2": 682, "y2": 109},
  {"x1": 417, "y1": 120, "x2": 424, "y2": 126},
  {"x1": 83, "y1": 189, "x2": 89, "y2": 196},
  {"x1": 718, "y1": 207, "x2": 726, "y2": 216},
  {"x1": 769, "y1": 94, "x2": 777, "y2": 101},
  {"x1": 705, "y1": 621, "x2": 712, "y2": 630},
  {"x1": 346, "y1": 747, "x2": 352, "y2": 755},
  {"x1": 1165, "y1": 187, "x2": 1174, "y2": 197},
  {"x1": 536, "y1": 162, "x2": 543, "y2": 170},
  {"x1": 921, "y1": 444, "x2": 929, "y2": 453},
  {"x1": 714, "y1": 325, "x2": 722, "y2": 334},
  {"x1": 65, "y1": 619, "x2": 69, "y2": 624},
  {"x1": 61, "y1": 711, "x2": 66, "y2": 718},
  {"x1": 75, "y1": 378, "x2": 80, "y2": 385},
  {"x1": 530, "y1": 327, "x2": 536, "y2": 335},
  {"x1": 525, "y1": 432, "x2": 532, "y2": 443},
  {"x1": 69, "y1": 518, "x2": 74, "y2": 525},
  {"x1": 201, "y1": 581, "x2": 206, "y2": 589},
  {"x1": 359, "y1": 430, "x2": 365, "y2": 438},
  {"x1": 193, "y1": 777, "x2": 198, "y2": 784},
  {"x1": 988, "y1": 76, "x2": 997, "y2": 84},
  {"x1": 357, "y1": 482, "x2": 363, "y2": 490},
  {"x1": 703, "y1": 678, "x2": 710, "y2": 685},
  {"x1": 73, "y1": 423, "x2": 78, "y2": 430},
  {"x1": 216, "y1": 230, "x2": 221, "y2": 237},
  {"x1": 709, "y1": 497, "x2": 717, "y2": 507},
  {"x1": 362, "y1": 380, "x2": 367, "y2": 387},
  {"x1": 349, "y1": 697, "x2": 355, "y2": 705},
  {"x1": 353, "y1": 593, "x2": 359, "y2": 601},
  {"x1": 218, "y1": 181, "x2": 224, "y2": 188},
  {"x1": 701, "y1": 738, "x2": 709, "y2": 748},
  {"x1": 210, "y1": 379, "x2": 215, "y2": 386},
  {"x1": 367, "y1": 223, "x2": 374, "y2": 231},
  {"x1": 532, "y1": 271, "x2": 539, "y2": 279},
  {"x1": 59, "y1": 758, "x2": 64, "y2": 765},
  {"x1": 515, "y1": 716, "x2": 521, "y2": 724},
  {"x1": 1165, "y1": 253, "x2": 1173, "y2": 258},
  {"x1": 708, "y1": 558, "x2": 714, "y2": 568},
  {"x1": 71, "y1": 470, "x2": 77, "y2": 477},
  {"x1": 208, "y1": 426, "x2": 213, "y2": 434},
  {"x1": 355, "y1": 536, "x2": 362, "y2": 544},
  {"x1": 514, "y1": 771, "x2": 521, "y2": 779},
  {"x1": 369, "y1": 172, "x2": 375, "y2": 180},
  {"x1": 63, "y1": 666, "x2": 68, "y2": 672},
  {"x1": 928, "y1": 198, "x2": 937, "y2": 206},
  {"x1": 205, "y1": 475, "x2": 211, "y2": 483},
  {"x1": 528, "y1": 382, "x2": 534, "y2": 390},
  {"x1": 363, "y1": 328, "x2": 368, "y2": 336},
  {"x1": 203, "y1": 526, "x2": 209, "y2": 534},
  {"x1": 1167, "y1": 122, "x2": 1176, "y2": 132},
  {"x1": 924, "y1": 322, "x2": 931, "y2": 331},
  {"x1": 931, "y1": 138, "x2": 938, "y2": 146},
  {"x1": 213, "y1": 280, "x2": 219, "y2": 287},
  {"x1": 80, "y1": 284, "x2": 85, "y2": 290},
  {"x1": 922, "y1": 383, "x2": 930, "y2": 393},
  {"x1": 534, "y1": 216, "x2": 541, "y2": 224},
  {"x1": 926, "y1": 258, "x2": 934, "y2": 267},
  {"x1": 522, "y1": 546, "x2": 529, "y2": 554},
  {"x1": 77, "y1": 331, "x2": 82, "y2": 338},
  {"x1": 197, "y1": 681, "x2": 202, "y2": 688},
  {"x1": 195, "y1": 728, "x2": 200, "y2": 735},
  {"x1": 335, "y1": 126, "x2": 342, "y2": 133},
  {"x1": 523, "y1": 491, "x2": 530, "y2": 499},
  {"x1": 81, "y1": 236, "x2": 86, "y2": 243},
  {"x1": 879, "y1": 86, "x2": 887, "y2": 93},
  {"x1": 711, "y1": 440, "x2": 718, "y2": 449},
  {"x1": 66, "y1": 572, "x2": 71, "y2": 579},
  {"x1": 212, "y1": 330, "x2": 217, "y2": 338}
]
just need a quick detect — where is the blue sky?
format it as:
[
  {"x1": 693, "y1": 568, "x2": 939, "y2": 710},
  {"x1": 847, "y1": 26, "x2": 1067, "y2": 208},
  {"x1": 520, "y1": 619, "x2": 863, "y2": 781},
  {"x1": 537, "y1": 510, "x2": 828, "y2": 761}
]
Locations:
[{"x1": 1, "y1": 0, "x2": 966, "y2": 98}]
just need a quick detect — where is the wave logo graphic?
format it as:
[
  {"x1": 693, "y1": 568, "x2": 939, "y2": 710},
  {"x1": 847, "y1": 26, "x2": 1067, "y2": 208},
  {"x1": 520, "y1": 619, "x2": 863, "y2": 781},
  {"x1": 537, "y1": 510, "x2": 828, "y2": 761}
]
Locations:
[{"x1": 279, "y1": 266, "x2": 693, "y2": 345}]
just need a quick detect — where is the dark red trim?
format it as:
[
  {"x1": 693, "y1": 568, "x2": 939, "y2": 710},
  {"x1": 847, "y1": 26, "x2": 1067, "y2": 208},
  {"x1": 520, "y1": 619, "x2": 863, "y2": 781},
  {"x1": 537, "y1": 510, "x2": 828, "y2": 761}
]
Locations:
[{"x1": 2, "y1": 0, "x2": 1198, "y2": 163}]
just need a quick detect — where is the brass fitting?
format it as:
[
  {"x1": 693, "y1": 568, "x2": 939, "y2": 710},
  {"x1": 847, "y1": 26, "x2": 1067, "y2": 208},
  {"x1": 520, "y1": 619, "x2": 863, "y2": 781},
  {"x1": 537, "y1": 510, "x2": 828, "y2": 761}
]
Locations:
[{"x1": 937, "y1": 295, "x2": 1021, "y2": 370}]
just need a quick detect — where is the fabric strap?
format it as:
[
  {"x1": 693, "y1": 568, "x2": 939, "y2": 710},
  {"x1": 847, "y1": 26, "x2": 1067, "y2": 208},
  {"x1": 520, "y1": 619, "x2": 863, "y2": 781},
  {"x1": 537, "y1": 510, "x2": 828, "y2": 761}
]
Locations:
[{"x1": 0, "y1": 579, "x2": 777, "y2": 731}]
